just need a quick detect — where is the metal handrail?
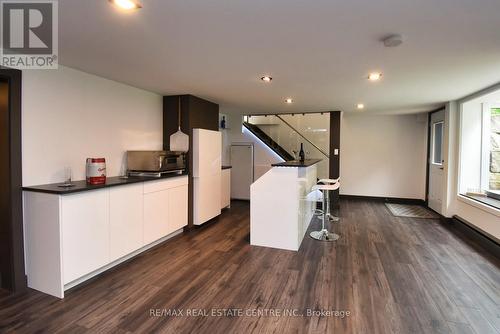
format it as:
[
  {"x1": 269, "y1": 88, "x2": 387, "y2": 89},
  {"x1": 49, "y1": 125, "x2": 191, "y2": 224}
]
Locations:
[{"x1": 275, "y1": 115, "x2": 330, "y2": 158}]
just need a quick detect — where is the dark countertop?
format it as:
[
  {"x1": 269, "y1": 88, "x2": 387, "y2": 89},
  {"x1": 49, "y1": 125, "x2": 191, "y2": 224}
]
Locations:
[
  {"x1": 271, "y1": 159, "x2": 322, "y2": 168},
  {"x1": 22, "y1": 173, "x2": 188, "y2": 195},
  {"x1": 222, "y1": 166, "x2": 232, "y2": 170}
]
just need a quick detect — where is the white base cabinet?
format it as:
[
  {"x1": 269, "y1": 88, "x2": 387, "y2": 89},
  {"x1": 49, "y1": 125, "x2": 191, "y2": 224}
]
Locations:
[
  {"x1": 24, "y1": 176, "x2": 188, "y2": 298},
  {"x1": 144, "y1": 190, "x2": 170, "y2": 245},
  {"x1": 221, "y1": 168, "x2": 231, "y2": 209},
  {"x1": 109, "y1": 184, "x2": 144, "y2": 262},
  {"x1": 169, "y1": 184, "x2": 189, "y2": 232},
  {"x1": 62, "y1": 189, "x2": 110, "y2": 284}
]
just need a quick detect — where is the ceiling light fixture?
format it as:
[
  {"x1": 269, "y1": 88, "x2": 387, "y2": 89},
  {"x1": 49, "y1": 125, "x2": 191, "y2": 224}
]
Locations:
[
  {"x1": 285, "y1": 98, "x2": 293, "y2": 104},
  {"x1": 382, "y1": 34, "x2": 404, "y2": 47},
  {"x1": 368, "y1": 72, "x2": 382, "y2": 81},
  {"x1": 261, "y1": 76, "x2": 272, "y2": 82},
  {"x1": 357, "y1": 103, "x2": 365, "y2": 110},
  {"x1": 109, "y1": 0, "x2": 142, "y2": 10}
]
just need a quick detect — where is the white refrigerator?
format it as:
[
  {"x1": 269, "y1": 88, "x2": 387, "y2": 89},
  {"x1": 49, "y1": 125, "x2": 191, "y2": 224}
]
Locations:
[{"x1": 193, "y1": 128, "x2": 222, "y2": 225}]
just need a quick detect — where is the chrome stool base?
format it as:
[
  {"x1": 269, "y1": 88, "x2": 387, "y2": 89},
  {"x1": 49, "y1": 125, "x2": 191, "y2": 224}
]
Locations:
[{"x1": 310, "y1": 229, "x2": 339, "y2": 242}]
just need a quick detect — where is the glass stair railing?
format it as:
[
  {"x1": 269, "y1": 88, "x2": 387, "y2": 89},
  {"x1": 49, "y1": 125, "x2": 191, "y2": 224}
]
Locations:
[{"x1": 244, "y1": 114, "x2": 330, "y2": 179}]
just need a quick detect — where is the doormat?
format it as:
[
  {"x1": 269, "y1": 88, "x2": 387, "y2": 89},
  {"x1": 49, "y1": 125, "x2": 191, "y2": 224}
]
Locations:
[{"x1": 385, "y1": 203, "x2": 439, "y2": 219}]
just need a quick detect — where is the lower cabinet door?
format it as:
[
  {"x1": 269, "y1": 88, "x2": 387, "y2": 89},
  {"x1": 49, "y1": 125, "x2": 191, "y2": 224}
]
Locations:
[
  {"x1": 221, "y1": 169, "x2": 231, "y2": 209},
  {"x1": 143, "y1": 190, "x2": 170, "y2": 245},
  {"x1": 168, "y1": 185, "x2": 188, "y2": 233},
  {"x1": 194, "y1": 175, "x2": 221, "y2": 225},
  {"x1": 109, "y1": 183, "x2": 144, "y2": 262},
  {"x1": 62, "y1": 190, "x2": 110, "y2": 284}
]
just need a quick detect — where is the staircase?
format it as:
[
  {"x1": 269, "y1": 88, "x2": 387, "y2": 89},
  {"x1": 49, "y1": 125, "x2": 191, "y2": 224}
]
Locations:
[
  {"x1": 243, "y1": 114, "x2": 331, "y2": 179},
  {"x1": 243, "y1": 122, "x2": 294, "y2": 161}
]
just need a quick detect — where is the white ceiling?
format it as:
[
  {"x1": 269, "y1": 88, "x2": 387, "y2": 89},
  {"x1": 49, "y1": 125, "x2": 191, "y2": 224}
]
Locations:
[{"x1": 58, "y1": 0, "x2": 500, "y2": 114}]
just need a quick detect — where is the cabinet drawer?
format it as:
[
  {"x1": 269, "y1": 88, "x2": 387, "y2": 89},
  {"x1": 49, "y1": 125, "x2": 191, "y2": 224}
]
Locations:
[{"x1": 143, "y1": 176, "x2": 188, "y2": 194}]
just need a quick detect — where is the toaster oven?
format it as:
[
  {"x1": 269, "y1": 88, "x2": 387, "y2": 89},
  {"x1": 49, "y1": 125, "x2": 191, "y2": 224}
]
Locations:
[{"x1": 127, "y1": 151, "x2": 186, "y2": 177}]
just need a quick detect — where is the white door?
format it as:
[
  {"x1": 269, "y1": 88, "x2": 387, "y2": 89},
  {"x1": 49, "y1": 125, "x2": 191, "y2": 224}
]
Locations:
[
  {"x1": 428, "y1": 110, "x2": 445, "y2": 214},
  {"x1": 230, "y1": 144, "x2": 254, "y2": 200}
]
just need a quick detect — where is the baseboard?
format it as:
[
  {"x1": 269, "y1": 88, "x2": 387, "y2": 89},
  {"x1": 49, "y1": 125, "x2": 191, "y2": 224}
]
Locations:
[
  {"x1": 450, "y1": 215, "x2": 500, "y2": 258},
  {"x1": 339, "y1": 194, "x2": 426, "y2": 206}
]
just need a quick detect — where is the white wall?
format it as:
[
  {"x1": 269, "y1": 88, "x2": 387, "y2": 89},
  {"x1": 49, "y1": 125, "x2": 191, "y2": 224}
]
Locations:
[
  {"x1": 223, "y1": 110, "x2": 428, "y2": 200},
  {"x1": 247, "y1": 114, "x2": 330, "y2": 179},
  {"x1": 220, "y1": 111, "x2": 283, "y2": 181},
  {"x1": 340, "y1": 113, "x2": 428, "y2": 199},
  {"x1": 459, "y1": 100, "x2": 482, "y2": 193},
  {"x1": 22, "y1": 66, "x2": 163, "y2": 186}
]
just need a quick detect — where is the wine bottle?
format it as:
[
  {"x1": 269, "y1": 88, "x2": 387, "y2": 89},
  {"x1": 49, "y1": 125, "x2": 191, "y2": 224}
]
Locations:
[{"x1": 299, "y1": 143, "x2": 305, "y2": 162}]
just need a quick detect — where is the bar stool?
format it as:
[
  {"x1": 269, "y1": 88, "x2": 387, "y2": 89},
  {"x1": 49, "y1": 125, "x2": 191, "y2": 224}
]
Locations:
[
  {"x1": 306, "y1": 188, "x2": 324, "y2": 216},
  {"x1": 318, "y1": 178, "x2": 340, "y2": 222},
  {"x1": 310, "y1": 183, "x2": 340, "y2": 242}
]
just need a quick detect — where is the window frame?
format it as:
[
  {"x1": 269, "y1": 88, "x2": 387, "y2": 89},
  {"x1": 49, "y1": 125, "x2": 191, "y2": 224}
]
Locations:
[
  {"x1": 481, "y1": 103, "x2": 500, "y2": 192},
  {"x1": 431, "y1": 120, "x2": 444, "y2": 166}
]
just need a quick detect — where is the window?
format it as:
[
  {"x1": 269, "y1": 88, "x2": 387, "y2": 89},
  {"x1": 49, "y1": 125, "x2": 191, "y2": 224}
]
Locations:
[
  {"x1": 459, "y1": 95, "x2": 500, "y2": 205},
  {"x1": 432, "y1": 121, "x2": 443, "y2": 165},
  {"x1": 485, "y1": 107, "x2": 500, "y2": 196}
]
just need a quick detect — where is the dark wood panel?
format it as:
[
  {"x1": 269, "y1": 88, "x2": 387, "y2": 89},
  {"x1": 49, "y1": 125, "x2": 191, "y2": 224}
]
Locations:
[
  {"x1": 0, "y1": 68, "x2": 25, "y2": 293},
  {"x1": 0, "y1": 79, "x2": 9, "y2": 290},
  {"x1": 0, "y1": 199, "x2": 499, "y2": 333},
  {"x1": 329, "y1": 111, "x2": 341, "y2": 206}
]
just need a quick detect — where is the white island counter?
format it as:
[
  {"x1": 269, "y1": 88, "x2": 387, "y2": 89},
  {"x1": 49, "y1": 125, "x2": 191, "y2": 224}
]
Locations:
[{"x1": 250, "y1": 159, "x2": 320, "y2": 251}]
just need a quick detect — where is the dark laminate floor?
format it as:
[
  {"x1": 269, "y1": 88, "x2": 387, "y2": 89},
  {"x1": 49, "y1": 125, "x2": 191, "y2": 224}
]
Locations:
[{"x1": 1, "y1": 199, "x2": 499, "y2": 334}]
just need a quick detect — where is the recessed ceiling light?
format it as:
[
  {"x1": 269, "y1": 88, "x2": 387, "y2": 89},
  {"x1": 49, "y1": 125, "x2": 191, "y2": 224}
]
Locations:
[
  {"x1": 261, "y1": 76, "x2": 272, "y2": 82},
  {"x1": 357, "y1": 103, "x2": 365, "y2": 110},
  {"x1": 368, "y1": 72, "x2": 382, "y2": 81},
  {"x1": 285, "y1": 98, "x2": 293, "y2": 104},
  {"x1": 109, "y1": 0, "x2": 142, "y2": 10}
]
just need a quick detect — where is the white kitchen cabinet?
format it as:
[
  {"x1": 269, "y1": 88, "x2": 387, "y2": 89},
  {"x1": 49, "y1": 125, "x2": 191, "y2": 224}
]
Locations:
[
  {"x1": 109, "y1": 183, "x2": 144, "y2": 262},
  {"x1": 143, "y1": 177, "x2": 189, "y2": 244},
  {"x1": 62, "y1": 189, "x2": 110, "y2": 284},
  {"x1": 193, "y1": 129, "x2": 222, "y2": 225},
  {"x1": 221, "y1": 168, "x2": 231, "y2": 209},
  {"x1": 24, "y1": 175, "x2": 188, "y2": 298},
  {"x1": 144, "y1": 189, "x2": 170, "y2": 245},
  {"x1": 168, "y1": 184, "x2": 188, "y2": 233}
]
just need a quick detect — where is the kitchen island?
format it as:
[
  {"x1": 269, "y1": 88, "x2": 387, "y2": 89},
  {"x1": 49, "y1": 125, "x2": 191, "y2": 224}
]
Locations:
[{"x1": 250, "y1": 159, "x2": 320, "y2": 251}]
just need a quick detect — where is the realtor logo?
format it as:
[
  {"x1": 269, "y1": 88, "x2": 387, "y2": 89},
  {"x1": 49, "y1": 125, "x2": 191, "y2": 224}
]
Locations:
[{"x1": 0, "y1": 0, "x2": 58, "y2": 69}]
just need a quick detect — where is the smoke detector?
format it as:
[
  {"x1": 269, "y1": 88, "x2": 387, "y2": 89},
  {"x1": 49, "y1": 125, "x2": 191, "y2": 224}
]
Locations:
[{"x1": 382, "y1": 34, "x2": 404, "y2": 47}]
